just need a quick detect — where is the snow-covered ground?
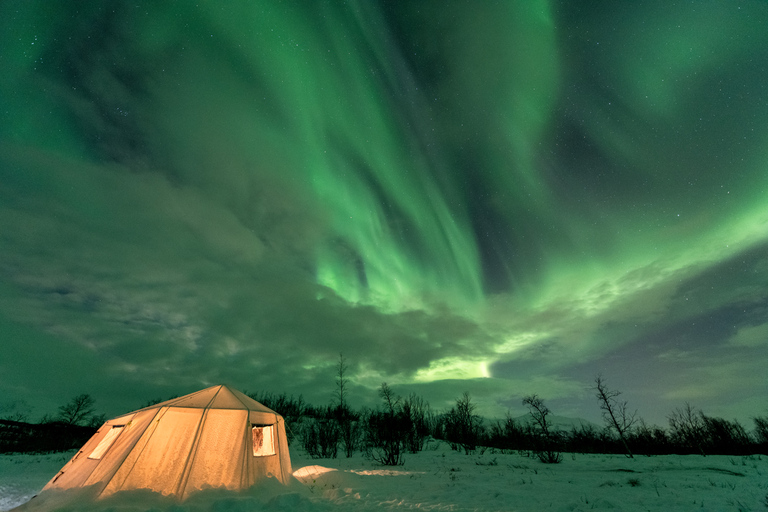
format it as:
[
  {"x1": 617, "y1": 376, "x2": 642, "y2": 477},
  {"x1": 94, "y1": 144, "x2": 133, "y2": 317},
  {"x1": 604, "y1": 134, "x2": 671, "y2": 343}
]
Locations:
[{"x1": 2, "y1": 441, "x2": 766, "y2": 511}]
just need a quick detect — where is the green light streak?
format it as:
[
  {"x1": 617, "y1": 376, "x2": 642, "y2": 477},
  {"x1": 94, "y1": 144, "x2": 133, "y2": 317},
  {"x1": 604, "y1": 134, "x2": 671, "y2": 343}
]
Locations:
[{"x1": 2, "y1": 1, "x2": 767, "y2": 401}]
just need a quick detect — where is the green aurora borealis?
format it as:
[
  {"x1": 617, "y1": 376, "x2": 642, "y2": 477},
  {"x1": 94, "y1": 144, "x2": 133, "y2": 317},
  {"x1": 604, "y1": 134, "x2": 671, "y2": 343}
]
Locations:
[{"x1": 1, "y1": 1, "x2": 767, "y2": 424}]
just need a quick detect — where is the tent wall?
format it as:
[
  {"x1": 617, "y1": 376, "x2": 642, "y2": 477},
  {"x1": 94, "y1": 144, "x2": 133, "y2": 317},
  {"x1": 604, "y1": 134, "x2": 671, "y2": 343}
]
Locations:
[
  {"x1": 44, "y1": 426, "x2": 109, "y2": 490},
  {"x1": 245, "y1": 413, "x2": 291, "y2": 486},
  {"x1": 179, "y1": 408, "x2": 248, "y2": 497},
  {"x1": 275, "y1": 417, "x2": 292, "y2": 482},
  {"x1": 44, "y1": 412, "x2": 140, "y2": 491},
  {"x1": 103, "y1": 407, "x2": 203, "y2": 496},
  {"x1": 40, "y1": 385, "x2": 292, "y2": 501},
  {"x1": 83, "y1": 409, "x2": 159, "y2": 491}
]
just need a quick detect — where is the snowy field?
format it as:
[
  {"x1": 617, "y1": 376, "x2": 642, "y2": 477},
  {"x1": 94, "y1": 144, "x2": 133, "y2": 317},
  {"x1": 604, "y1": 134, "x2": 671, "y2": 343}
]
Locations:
[{"x1": 2, "y1": 441, "x2": 767, "y2": 511}]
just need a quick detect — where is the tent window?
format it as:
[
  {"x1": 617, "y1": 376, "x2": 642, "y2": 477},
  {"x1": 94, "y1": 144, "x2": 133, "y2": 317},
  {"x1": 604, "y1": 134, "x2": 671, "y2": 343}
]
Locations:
[
  {"x1": 252, "y1": 424, "x2": 276, "y2": 457},
  {"x1": 88, "y1": 425, "x2": 124, "y2": 459}
]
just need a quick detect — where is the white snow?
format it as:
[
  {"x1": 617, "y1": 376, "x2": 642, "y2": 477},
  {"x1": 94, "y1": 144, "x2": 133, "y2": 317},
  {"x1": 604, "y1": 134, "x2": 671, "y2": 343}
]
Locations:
[
  {"x1": 2, "y1": 441, "x2": 766, "y2": 511},
  {"x1": 0, "y1": 452, "x2": 72, "y2": 511}
]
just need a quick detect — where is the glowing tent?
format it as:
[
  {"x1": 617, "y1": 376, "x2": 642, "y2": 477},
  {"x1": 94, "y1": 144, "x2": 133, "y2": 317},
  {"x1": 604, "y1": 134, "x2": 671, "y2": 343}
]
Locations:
[{"x1": 41, "y1": 385, "x2": 292, "y2": 500}]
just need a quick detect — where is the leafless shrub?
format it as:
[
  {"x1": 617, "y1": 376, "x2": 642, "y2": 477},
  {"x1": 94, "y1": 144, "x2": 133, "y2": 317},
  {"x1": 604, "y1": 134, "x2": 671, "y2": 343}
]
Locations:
[
  {"x1": 753, "y1": 415, "x2": 768, "y2": 446},
  {"x1": 522, "y1": 394, "x2": 562, "y2": 463},
  {"x1": 57, "y1": 394, "x2": 95, "y2": 426},
  {"x1": 443, "y1": 392, "x2": 484, "y2": 454},
  {"x1": 402, "y1": 393, "x2": 431, "y2": 453},
  {"x1": 300, "y1": 417, "x2": 339, "y2": 459},
  {"x1": 362, "y1": 383, "x2": 407, "y2": 465},
  {"x1": 594, "y1": 375, "x2": 636, "y2": 458},
  {"x1": 669, "y1": 403, "x2": 706, "y2": 455}
]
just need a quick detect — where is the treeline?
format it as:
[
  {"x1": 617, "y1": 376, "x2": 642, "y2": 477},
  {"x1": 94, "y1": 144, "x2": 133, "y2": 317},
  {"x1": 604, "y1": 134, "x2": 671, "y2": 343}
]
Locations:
[
  {"x1": 248, "y1": 371, "x2": 768, "y2": 464},
  {"x1": 248, "y1": 383, "x2": 435, "y2": 465},
  {"x1": 485, "y1": 409, "x2": 768, "y2": 459},
  {"x1": 0, "y1": 419, "x2": 96, "y2": 454},
  {"x1": 0, "y1": 393, "x2": 101, "y2": 454},
  {"x1": 3, "y1": 372, "x2": 765, "y2": 460}
]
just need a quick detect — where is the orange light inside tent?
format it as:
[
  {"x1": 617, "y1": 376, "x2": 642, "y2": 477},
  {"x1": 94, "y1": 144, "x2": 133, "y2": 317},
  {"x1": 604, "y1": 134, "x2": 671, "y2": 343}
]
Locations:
[
  {"x1": 88, "y1": 426, "x2": 124, "y2": 460},
  {"x1": 252, "y1": 424, "x2": 276, "y2": 456}
]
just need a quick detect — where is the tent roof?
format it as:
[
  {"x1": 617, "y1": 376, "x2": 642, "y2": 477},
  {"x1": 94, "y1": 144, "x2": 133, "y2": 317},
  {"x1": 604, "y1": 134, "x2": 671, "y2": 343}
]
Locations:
[{"x1": 133, "y1": 385, "x2": 276, "y2": 414}]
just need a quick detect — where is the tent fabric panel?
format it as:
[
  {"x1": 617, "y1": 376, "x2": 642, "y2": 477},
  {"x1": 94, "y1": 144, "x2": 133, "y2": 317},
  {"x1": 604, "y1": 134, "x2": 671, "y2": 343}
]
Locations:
[
  {"x1": 275, "y1": 417, "x2": 292, "y2": 482},
  {"x1": 109, "y1": 413, "x2": 137, "y2": 425},
  {"x1": 44, "y1": 456, "x2": 100, "y2": 490},
  {"x1": 41, "y1": 413, "x2": 138, "y2": 491},
  {"x1": 180, "y1": 409, "x2": 248, "y2": 498},
  {"x1": 88, "y1": 426, "x2": 124, "y2": 459},
  {"x1": 42, "y1": 431, "x2": 108, "y2": 490},
  {"x1": 250, "y1": 454, "x2": 282, "y2": 485},
  {"x1": 243, "y1": 416, "x2": 291, "y2": 487},
  {"x1": 208, "y1": 388, "x2": 249, "y2": 410},
  {"x1": 248, "y1": 411, "x2": 279, "y2": 426},
  {"x1": 132, "y1": 389, "x2": 210, "y2": 412},
  {"x1": 229, "y1": 388, "x2": 276, "y2": 413},
  {"x1": 83, "y1": 408, "x2": 159, "y2": 489},
  {"x1": 246, "y1": 409, "x2": 287, "y2": 482},
  {"x1": 100, "y1": 406, "x2": 170, "y2": 496},
  {"x1": 164, "y1": 386, "x2": 219, "y2": 409},
  {"x1": 239, "y1": 422, "x2": 250, "y2": 488},
  {"x1": 128, "y1": 385, "x2": 276, "y2": 413},
  {"x1": 112, "y1": 407, "x2": 204, "y2": 496}
]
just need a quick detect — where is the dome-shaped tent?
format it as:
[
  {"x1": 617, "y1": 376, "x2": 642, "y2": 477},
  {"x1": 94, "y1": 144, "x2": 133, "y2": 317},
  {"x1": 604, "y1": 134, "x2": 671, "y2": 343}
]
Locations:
[{"x1": 41, "y1": 384, "x2": 292, "y2": 500}]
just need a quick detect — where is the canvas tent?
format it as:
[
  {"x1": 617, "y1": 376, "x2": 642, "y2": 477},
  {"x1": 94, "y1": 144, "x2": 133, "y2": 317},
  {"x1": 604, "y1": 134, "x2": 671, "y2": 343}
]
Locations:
[{"x1": 40, "y1": 384, "x2": 292, "y2": 500}]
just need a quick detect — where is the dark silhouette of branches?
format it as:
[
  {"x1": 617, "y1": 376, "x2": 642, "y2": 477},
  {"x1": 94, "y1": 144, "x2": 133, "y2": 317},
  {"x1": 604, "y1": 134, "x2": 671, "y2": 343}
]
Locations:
[
  {"x1": 402, "y1": 393, "x2": 431, "y2": 453},
  {"x1": 363, "y1": 383, "x2": 407, "y2": 465},
  {"x1": 594, "y1": 375, "x2": 636, "y2": 458},
  {"x1": 335, "y1": 353, "x2": 356, "y2": 457},
  {"x1": 754, "y1": 415, "x2": 768, "y2": 453},
  {"x1": 335, "y1": 353, "x2": 349, "y2": 414},
  {"x1": 668, "y1": 402, "x2": 706, "y2": 455},
  {"x1": 522, "y1": 394, "x2": 561, "y2": 463},
  {"x1": 443, "y1": 392, "x2": 483, "y2": 454},
  {"x1": 522, "y1": 394, "x2": 551, "y2": 438},
  {"x1": 700, "y1": 414, "x2": 751, "y2": 454},
  {"x1": 299, "y1": 413, "x2": 339, "y2": 459},
  {"x1": 57, "y1": 394, "x2": 95, "y2": 426}
]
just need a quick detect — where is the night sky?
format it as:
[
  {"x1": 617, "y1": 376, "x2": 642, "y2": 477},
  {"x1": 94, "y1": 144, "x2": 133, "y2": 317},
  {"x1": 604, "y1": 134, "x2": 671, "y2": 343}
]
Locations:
[{"x1": 2, "y1": 1, "x2": 767, "y2": 427}]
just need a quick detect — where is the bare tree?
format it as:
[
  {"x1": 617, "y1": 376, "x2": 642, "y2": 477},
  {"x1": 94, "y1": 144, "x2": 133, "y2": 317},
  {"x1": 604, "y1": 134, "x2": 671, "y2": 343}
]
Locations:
[
  {"x1": 57, "y1": 394, "x2": 95, "y2": 425},
  {"x1": 594, "y1": 375, "x2": 636, "y2": 458},
  {"x1": 443, "y1": 392, "x2": 483, "y2": 454},
  {"x1": 363, "y1": 383, "x2": 407, "y2": 465},
  {"x1": 668, "y1": 402, "x2": 705, "y2": 455},
  {"x1": 522, "y1": 394, "x2": 552, "y2": 438},
  {"x1": 334, "y1": 353, "x2": 356, "y2": 457},
  {"x1": 1, "y1": 411, "x2": 28, "y2": 422},
  {"x1": 379, "y1": 382, "x2": 400, "y2": 414},
  {"x1": 334, "y1": 353, "x2": 349, "y2": 414},
  {"x1": 522, "y1": 394, "x2": 561, "y2": 463},
  {"x1": 402, "y1": 393, "x2": 431, "y2": 453}
]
